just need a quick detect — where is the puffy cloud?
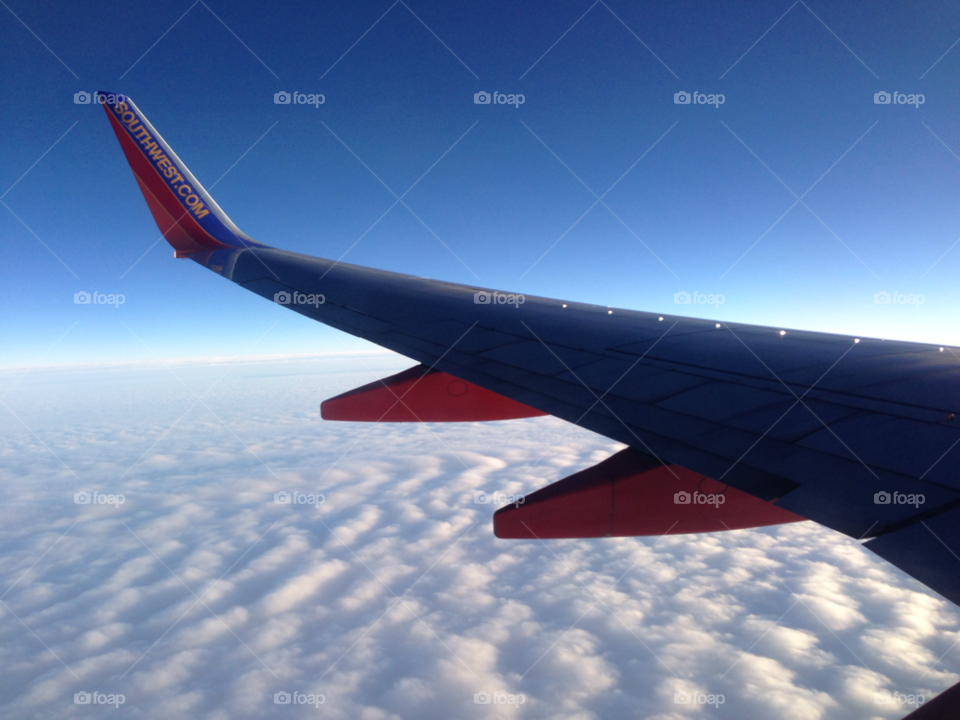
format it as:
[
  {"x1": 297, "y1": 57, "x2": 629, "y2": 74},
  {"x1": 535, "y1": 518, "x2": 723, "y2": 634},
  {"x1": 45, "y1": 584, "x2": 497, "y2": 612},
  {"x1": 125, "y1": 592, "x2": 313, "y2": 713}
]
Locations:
[{"x1": 0, "y1": 355, "x2": 957, "y2": 718}]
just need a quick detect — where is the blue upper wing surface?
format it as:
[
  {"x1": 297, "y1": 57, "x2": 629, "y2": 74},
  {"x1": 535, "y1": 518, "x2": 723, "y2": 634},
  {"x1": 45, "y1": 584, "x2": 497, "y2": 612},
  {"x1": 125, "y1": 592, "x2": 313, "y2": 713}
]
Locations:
[
  {"x1": 197, "y1": 245, "x2": 960, "y2": 583},
  {"x1": 101, "y1": 92, "x2": 960, "y2": 607}
]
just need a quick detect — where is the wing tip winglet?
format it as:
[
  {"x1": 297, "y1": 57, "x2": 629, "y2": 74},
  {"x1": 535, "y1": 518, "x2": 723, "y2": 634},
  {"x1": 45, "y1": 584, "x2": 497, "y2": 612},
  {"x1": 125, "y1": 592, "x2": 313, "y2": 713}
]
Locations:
[{"x1": 98, "y1": 91, "x2": 265, "y2": 255}]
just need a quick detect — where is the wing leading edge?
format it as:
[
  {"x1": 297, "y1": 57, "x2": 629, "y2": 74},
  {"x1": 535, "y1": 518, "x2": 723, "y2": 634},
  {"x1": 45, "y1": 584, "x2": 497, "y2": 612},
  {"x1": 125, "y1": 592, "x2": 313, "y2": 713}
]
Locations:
[{"x1": 101, "y1": 94, "x2": 960, "y2": 618}]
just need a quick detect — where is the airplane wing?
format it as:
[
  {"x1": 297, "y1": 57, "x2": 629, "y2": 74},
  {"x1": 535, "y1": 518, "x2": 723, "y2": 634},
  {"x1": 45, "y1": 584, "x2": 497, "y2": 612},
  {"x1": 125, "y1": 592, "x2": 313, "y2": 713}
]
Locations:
[{"x1": 100, "y1": 93, "x2": 960, "y2": 706}]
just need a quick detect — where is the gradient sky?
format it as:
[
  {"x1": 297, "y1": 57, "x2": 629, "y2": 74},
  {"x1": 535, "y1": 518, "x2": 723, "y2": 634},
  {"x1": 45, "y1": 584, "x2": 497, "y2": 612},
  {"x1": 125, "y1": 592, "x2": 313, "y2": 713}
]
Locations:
[
  {"x1": 5, "y1": 5, "x2": 960, "y2": 718},
  {"x1": 2, "y1": 0, "x2": 960, "y2": 367}
]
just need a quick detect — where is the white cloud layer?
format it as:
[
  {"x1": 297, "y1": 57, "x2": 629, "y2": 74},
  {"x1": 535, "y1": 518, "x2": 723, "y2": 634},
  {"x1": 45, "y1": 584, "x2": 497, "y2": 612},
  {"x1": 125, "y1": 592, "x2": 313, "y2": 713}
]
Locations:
[{"x1": 0, "y1": 354, "x2": 957, "y2": 719}]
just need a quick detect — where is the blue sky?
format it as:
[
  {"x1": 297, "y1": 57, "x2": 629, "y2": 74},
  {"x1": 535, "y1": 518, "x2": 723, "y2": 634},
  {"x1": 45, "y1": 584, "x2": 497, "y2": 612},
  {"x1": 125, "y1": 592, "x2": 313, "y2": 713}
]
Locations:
[{"x1": 3, "y1": 0, "x2": 960, "y2": 366}]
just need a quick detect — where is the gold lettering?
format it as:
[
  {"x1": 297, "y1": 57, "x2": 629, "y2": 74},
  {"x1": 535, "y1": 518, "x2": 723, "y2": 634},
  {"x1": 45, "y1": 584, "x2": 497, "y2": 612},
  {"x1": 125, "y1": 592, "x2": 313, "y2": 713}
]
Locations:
[{"x1": 178, "y1": 184, "x2": 192, "y2": 198}]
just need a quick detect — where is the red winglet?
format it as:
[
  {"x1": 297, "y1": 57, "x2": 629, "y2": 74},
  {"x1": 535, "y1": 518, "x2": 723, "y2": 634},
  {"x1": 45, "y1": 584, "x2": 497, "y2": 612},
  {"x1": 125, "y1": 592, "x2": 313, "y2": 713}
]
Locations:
[
  {"x1": 321, "y1": 365, "x2": 547, "y2": 422},
  {"x1": 494, "y1": 448, "x2": 805, "y2": 538}
]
